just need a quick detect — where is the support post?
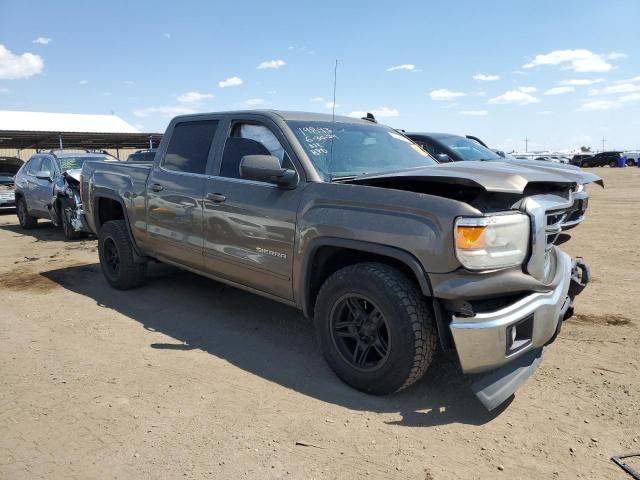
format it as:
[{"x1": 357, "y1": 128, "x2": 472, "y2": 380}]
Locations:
[{"x1": 58, "y1": 134, "x2": 63, "y2": 150}]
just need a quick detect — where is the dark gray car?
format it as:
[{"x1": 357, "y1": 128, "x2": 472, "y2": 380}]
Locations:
[
  {"x1": 81, "y1": 110, "x2": 601, "y2": 410},
  {"x1": 14, "y1": 152, "x2": 113, "y2": 235}
]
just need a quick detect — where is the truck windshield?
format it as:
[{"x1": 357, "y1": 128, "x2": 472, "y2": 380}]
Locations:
[
  {"x1": 438, "y1": 136, "x2": 503, "y2": 161},
  {"x1": 287, "y1": 121, "x2": 436, "y2": 179},
  {"x1": 57, "y1": 155, "x2": 111, "y2": 171}
]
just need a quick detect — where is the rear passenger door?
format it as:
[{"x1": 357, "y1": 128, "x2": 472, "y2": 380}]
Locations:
[
  {"x1": 145, "y1": 119, "x2": 220, "y2": 269},
  {"x1": 202, "y1": 115, "x2": 304, "y2": 301}
]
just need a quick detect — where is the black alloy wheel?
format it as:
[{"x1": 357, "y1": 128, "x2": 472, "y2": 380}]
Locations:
[
  {"x1": 102, "y1": 237, "x2": 121, "y2": 277},
  {"x1": 330, "y1": 294, "x2": 391, "y2": 371}
]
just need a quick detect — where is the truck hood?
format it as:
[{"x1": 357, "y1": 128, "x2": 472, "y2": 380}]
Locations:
[{"x1": 348, "y1": 161, "x2": 603, "y2": 194}]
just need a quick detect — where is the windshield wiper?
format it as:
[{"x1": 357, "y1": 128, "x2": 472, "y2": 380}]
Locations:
[{"x1": 330, "y1": 173, "x2": 368, "y2": 182}]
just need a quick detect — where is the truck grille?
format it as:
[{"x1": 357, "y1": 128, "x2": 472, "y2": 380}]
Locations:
[
  {"x1": 522, "y1": 194, "x2": 574, "y2": 282},
  {"x1": 546, "y1": 209, "x2": 569, "y2": 246}
]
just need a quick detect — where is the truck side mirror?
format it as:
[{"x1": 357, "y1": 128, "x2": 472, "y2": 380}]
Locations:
[
  {"x1": 239, "y1": 155, "x2": 297, "y2": 188},
  {"x1": 35, "y1": 170, "x2": 53, "y2": 181},
  {"x1": 436, "y1": 153, "x2": 453, "y2": 163}
]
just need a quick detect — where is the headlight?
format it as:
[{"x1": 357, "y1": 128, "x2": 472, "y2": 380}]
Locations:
[{"x1": 454, "y1": 214, "x2": 530, "y2": 270}]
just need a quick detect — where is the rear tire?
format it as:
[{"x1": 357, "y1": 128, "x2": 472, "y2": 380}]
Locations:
[
  {"x1": 61, "y1": 198, "x2": 81, "y2": 240},
  {"x1": 627, "y1": 159, "x2": 636, "y2": 167},
  {"x1": 609, "y1": 161, "x2": 616, "y2": 167},
  {"x1": 314, "y1": 262, "x2": 437, "y2": 395},
  {"x1": 98, "y1": 220, "x2": 147, "y2": 290},
  {"x1": 16, "y1": 196, "x2": 37, "y2": 229}
]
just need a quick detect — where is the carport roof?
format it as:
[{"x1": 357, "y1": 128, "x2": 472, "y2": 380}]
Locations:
[{"x1": 0, "y1": 110, "x2": 162, "y2": 150}]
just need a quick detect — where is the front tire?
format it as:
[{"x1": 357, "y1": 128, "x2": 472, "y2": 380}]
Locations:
[
  {"x1": 98, "y1": 220, "x2": 147, "y2": 290},
  {"x1": 314, "y1": 263, "x2": 437, "y2": 395},
  {"x1": 16, "y1": 196, "x2": 37, "y2": 229}
]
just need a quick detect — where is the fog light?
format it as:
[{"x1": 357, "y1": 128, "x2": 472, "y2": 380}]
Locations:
[{"x1": 506, "y1": 315, "x2": 534, "y2": 354}]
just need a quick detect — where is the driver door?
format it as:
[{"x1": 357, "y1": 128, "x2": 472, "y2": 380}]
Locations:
[{"x1": 203, "y1": 116, "x2": 304, "y2": 300}]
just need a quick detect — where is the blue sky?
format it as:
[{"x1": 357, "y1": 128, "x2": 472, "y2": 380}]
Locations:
[{"x1": 0, "y1": 0, "x2": 639, "y2": 152}]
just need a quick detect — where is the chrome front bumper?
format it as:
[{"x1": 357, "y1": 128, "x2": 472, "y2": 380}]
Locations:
[{"x1": 449, "y1": 247, "x2": 572, "y2": 374}]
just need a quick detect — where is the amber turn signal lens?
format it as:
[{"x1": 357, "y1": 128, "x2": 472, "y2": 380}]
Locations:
[{"x1": 455, "y1": 225, "x2": 486, "y2": 250}]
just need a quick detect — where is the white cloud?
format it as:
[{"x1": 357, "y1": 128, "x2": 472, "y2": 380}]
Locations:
[
  {"x1": 325, "y1": 101, "x2": 339, "y2": 109},
  {"x1": 607, "y1": 52, "x2": 627, "y2": 60},
  {"x1": 588, "y1": 83, "x2": 640, "y2": 96},
  {"x1": 133, "y1": 106, "x2": 197, "y2": 118},
  {"x1": 577, "y1": 100, "x2": 617, "y2": 111},
  {"x1": 600, "y1": 83, "x2": 640, "y2": 95},
  {"x1": 218, "y1": 76, "x2": 243, "y2": 88},
  {"x1": 124, "y1": 80, "x2": 135, "y2": 85},
  {"x1": 518, "y1": 86, "x2": 537, "y2": 93},
  {"x1": 163, "y1": 33, "x2": 171, "y2": 39},
  {"x1": 615, "y1": 76, "x2": 640, "y2": 83},
  {"x1": 523, "y1": 49, "x2": 618, "y2": 73},
  {"x1": 32, "y1": 37, "x2": 51, "y2": 45},
  {"x1": 309, "y1": 96, "x2": 325, "y2": 103},
  {"x1": 257, "y1": 59, "x2": 286, "y2": 70},
  {"x1": 244, "y1": 98, "x2": 265, "y2": 106},
  {"x1": 387, "y1": 64, "x2": 415, "y2": 72},
  {"x1": 430, "y1": 88, "x2": 466, "y2": 101},
  {"x1": 559, "y1": 78, "x2": 605, "y2": 86},
  {"x1": 177, "y1": 91, "x2": 214, "y2": 104},
  {"x1": 472, "y1": 73, "x2": 500, "y2": 81},
  {"x1": 537, "y1": 111, "x2": 553, "y2": 115},
  {"x1": 488, "y1": 90, "x2": 540, "y2": 105},
  {"x1": 620, "y1": 93, "x2": 640, "y2": 103},
  {"x1": 348, "y1": 107, "x2": 400, "y2": 118},
  {"x1": 544, "y1": 86, "x2": 575, "y2": 95},
  {"x1": 0, "y1": 87, "x2": 9, "y2": 93},
  {"x1": 0, "y1": 44, "x2": 44, "y2": 80},
  {"x1": 459, "y1": 110, "x2": 488, "y2": 116},
  {"x1": 78, "y1": 80, "x2": 88, "y2": 85}
]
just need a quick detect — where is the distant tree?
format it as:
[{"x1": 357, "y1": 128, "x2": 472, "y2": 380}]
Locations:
[{"x1": 580, "y1": 146, "x2": 591, "y2": 152}]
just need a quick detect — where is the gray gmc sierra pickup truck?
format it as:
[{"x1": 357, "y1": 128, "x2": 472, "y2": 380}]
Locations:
[{"x1": 81, "y1": 111, "x2": 601, "y2": 409}]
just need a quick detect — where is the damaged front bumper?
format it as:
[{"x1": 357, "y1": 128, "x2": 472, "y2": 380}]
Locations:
[
  {"x1": 449, "y1": 247, "x2": 574, "y2": 374},
  {"x1": 442, "y1": 249, "x2": 589, "y2": 410}
]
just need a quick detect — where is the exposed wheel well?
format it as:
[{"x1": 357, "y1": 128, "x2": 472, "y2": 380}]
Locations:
[
  {"x1": 96, "y1": 197, "x2": 125, "y2": 229},
  {"x1": 305, "y1": 246, "x2": 425, "y2": 317}
]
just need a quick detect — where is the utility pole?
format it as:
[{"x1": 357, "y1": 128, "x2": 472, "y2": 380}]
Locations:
[
  {"x1": 524, "y1": 136, "x2": 529, "y2": 153},
  {"x1": 601, "y1": 137, "x2": 606, "y2": 152}
]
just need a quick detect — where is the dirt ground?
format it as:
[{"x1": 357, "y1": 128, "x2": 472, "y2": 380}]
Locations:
[{"x1": 1, "y1": 168, "x2": 638, "y2": 480}]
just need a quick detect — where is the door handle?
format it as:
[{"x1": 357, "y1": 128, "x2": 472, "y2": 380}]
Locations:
[
  {"x1": 150, "y1": 183, "x2": 164, "y2": 192},
  {"x1": 206, "y1": 193, "x2": 226, "y2": 203}
]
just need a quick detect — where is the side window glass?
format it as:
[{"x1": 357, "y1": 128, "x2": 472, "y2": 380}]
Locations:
[
  {"x1": 240, "y1": 124, "x2": 284, "y2": 161},
  {"x1": 27, "y1": 157, "x2": 42, "y2": 175},
  {"x1": 220, "y1": 122, "x2": 294, "y2": 179},
  {"x1": 41, "y1": 157, "x2": 54, "y2": 176},
  {"x1": 162, "y1": 120, "x2": 218, "y2": 174}
]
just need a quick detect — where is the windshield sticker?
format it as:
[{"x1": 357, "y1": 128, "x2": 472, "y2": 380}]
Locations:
[
  {"x1": 297, "y1": 127, "x2": 337, "y2": 156},
  {"x1": 411, "y1": 144, "x2": 429, "y2": 157},
  {"x1": 388, "y1": 131, "x2": 412, "y2": 143}
]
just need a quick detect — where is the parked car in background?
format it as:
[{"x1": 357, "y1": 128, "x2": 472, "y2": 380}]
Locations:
[
  {"x1": 579, "y1": 151, "x2": 624, "y2": 167},
  {"x1": 623, "y1": 151, "x2": 638, "y2": 167},
  {"x1": 127, "y1": 149, "x2": 157, "y2": 162},
  {"x1": 14, "y1": 152, "x2": 115, "y2": 238},
  {"x1": 0, "y1": 156, "x2": 23, "y2": 211},
  {"x1": 405, "y1": 132, "x2": 602, "y2": 231},
  {"x1": 571, "y1": 154, "x2": 594, "y2": 166}
]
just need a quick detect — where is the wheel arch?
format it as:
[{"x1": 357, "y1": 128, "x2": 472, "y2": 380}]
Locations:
[
  {"x1": 92, "y1": 194, "x2": 146, "y2": 261},
  {"x1": 299, "y1": 237, "x2": 433, "y2": 319}
]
